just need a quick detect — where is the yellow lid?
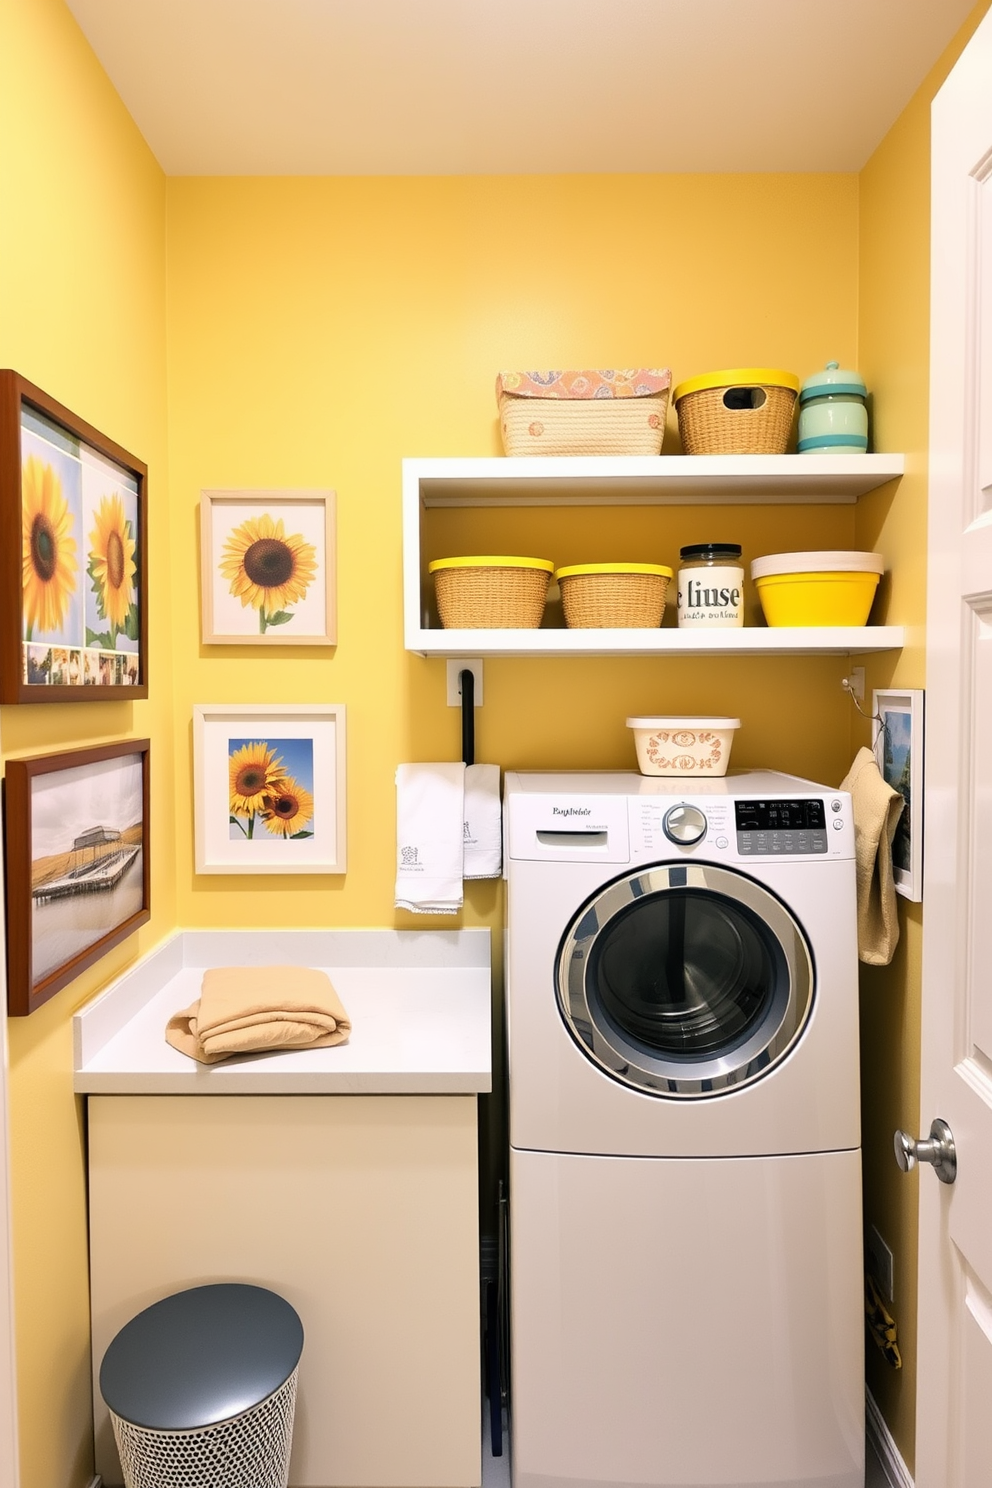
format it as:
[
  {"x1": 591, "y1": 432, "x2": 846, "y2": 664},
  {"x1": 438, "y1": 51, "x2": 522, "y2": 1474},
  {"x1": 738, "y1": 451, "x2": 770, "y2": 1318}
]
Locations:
[
  {"x1": 554, "y1": 563, "x2": 674, "y2": 580},
  {"x1": 428, "y1": 554, "x2": 555, "y2": 574},
  {"x1": 672, "y1": 367, "x2": 801, "y2": 403}
]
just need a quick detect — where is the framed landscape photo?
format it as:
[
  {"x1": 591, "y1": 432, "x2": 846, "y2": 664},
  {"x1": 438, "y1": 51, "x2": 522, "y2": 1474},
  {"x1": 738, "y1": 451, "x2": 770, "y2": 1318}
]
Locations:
[
  {"x1": 873, "y1": 688, "x2": 924, "y2": 902},
  {"x1": 0, "y1": 370, "x2": 148, "y2": 703},
  {"x1": 4, "y1": 740, "x2": 151, "y2": 1015},
  {"x1": 200, "y1": 489, "x2": 336, "y2": 645},
  {"x1": 193, "y1": 703, "x2": 347, "y2": 874}
]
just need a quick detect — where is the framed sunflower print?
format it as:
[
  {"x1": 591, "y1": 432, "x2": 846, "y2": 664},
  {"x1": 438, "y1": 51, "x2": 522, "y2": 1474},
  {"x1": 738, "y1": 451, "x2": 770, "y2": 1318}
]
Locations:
[
  {"x1": 4, "y1": 739, "x2": 151, "y2": 1015},
  {"x1": 0, "y1": 371, "x2": 148, "y2": 703},
  {"x1": 193, "y1": 703, "x2": 347, "y2": 874},
  {"x1": 200, "y1": 489, "x2": 336, "y2": 645}
]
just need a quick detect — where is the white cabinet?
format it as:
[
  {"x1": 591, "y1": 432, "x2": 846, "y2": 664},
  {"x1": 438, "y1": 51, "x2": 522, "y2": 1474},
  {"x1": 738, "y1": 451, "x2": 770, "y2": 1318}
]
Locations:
[
  {"x1": 89, "y1": 1094, "x2": 481, "y2": 1488},
  {"x1": 402, "y1": 454, "x2": 906, "y2": 657}
]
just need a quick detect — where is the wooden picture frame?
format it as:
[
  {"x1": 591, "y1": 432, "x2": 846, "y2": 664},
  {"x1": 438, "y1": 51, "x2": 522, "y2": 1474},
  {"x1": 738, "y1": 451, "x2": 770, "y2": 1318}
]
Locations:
[
  {"x1": 4, "y1": 740, "x2": 151, "y2": 1015},
  {"x1": 200, "y1": 489, "x2": 337, "y2": 645},
  {"x1": 873, "y1": 688, "x2": 924, "y2": 902},
  {"x1": 0, "y1": 370, "x2": 148, "y2": 703},
  {"x1": 193, "y1": 703, "x2": 347, "y2": 874}
]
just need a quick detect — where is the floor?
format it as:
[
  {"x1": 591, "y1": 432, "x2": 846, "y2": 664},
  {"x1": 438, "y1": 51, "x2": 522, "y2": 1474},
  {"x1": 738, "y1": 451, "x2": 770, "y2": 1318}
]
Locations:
[{"x1": 481, "y1": 1404, "x2": 893, "y2": 1488}]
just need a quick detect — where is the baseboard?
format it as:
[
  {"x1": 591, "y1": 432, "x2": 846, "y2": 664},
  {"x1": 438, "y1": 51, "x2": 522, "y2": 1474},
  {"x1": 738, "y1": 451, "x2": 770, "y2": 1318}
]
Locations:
[{"x1": 866, "y1": 1390, "x2": 914, "y2": 1488}]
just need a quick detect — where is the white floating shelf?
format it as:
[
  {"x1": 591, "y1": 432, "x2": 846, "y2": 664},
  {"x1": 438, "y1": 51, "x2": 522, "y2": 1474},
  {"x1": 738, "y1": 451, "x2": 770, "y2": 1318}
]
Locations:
[
  {"x1": 406, "y1": 627, "x2": 906, "y2": 659},
  {"x1": 401, "y1": 454, "x2": 907, "y2": 659},
  {"x1": 406, "y1": 453, "x2": 905, "y2": 508}
]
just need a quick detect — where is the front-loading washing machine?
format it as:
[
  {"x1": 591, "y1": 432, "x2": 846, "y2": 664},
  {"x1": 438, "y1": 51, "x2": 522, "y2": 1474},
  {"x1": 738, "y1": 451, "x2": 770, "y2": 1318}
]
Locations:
[{"x1": 504, "y1": 770, "x2": 863, "y2": 1488}]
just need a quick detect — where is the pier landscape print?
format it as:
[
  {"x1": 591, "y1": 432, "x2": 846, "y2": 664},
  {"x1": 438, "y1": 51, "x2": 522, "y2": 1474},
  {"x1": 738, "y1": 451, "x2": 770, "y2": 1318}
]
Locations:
[{"x1": 28, "y1": 752, "x2": 145, "y2": 987}]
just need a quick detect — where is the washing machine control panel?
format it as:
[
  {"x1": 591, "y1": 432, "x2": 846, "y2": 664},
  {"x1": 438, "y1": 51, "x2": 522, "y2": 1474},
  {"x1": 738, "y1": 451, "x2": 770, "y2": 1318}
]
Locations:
[
  {"x1": 628, "y1": 794, "x2": 846, "y2": 860},
  {"x1": 735, "y1": 798, "x2": 829, "y2": 855}
]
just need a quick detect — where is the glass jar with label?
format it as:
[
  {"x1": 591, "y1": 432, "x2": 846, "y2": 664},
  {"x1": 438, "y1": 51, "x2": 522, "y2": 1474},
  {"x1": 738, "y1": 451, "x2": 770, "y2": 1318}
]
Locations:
[{"x1": 677, "y1": 543, "x2": 744, "y2": 628}]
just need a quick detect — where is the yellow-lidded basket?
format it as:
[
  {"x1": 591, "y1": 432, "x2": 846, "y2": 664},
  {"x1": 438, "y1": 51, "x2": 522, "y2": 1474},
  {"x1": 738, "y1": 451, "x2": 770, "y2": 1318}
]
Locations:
[
  {"x1": 555, "y1": 563, "x2": 674, "y2": 628},
  {"x1": 672, "y1": 367, "x2": 800, "y2": 455},
  {"x1": 429, "y1": 555, "x2": 554, "y2": 629}
]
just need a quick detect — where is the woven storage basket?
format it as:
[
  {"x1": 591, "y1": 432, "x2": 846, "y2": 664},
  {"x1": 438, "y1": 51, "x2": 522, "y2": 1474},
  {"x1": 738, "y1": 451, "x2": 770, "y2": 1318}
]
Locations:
[
  {"x1": 497, "y1": 369, "x2": 671, "y2": 457},
  {"x1": 429, "y1": 556, "x2": 553, "y2": 629},
  {"x1": 673, "y1": 368, "x2": 800, "y2": 455},
  {"x1": 555, "y1": 564, "x2": 673, "y2": 628}
]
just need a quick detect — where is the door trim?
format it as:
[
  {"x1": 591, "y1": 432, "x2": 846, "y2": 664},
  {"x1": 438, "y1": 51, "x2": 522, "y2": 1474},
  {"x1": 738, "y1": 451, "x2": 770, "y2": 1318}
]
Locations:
[{"x1": 866, "y1": 1390, "x2": 914, "y2": 1488}]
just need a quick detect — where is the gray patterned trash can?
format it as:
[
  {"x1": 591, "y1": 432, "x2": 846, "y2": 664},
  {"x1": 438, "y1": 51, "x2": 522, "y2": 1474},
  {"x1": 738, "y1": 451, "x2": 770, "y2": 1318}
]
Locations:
[{"x1": 99, "y1": 1283, "x2": 304, "y2": 1488}]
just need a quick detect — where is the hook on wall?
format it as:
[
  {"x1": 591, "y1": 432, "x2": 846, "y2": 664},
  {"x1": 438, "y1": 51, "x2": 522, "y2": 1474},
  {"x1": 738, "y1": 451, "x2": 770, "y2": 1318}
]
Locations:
[{"x1": 842, "y1": 675, "x2": 882, "y2": 727}]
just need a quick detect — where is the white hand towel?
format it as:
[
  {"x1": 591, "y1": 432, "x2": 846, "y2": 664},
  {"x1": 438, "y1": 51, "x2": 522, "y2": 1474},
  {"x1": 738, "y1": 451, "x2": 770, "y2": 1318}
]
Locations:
[
  {"x1": 395, "y1": 762, "x2": 466, "y2": 913},
  {"x1": 463, "y1": 764, "x2": 502, "y2": 879}
]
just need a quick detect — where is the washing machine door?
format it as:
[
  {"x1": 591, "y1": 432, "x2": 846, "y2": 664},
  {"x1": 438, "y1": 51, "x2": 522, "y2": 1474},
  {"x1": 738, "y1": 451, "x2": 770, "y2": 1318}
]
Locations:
[{"x1": 556, "y1": 862, "x2": 814, "y2": 1098}]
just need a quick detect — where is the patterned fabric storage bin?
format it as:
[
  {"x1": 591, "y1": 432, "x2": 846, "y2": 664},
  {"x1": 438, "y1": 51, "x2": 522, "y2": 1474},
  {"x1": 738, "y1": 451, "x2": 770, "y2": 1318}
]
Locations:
[{"x1": 497, "y1": 369, "x2": 671, "y2": 456}]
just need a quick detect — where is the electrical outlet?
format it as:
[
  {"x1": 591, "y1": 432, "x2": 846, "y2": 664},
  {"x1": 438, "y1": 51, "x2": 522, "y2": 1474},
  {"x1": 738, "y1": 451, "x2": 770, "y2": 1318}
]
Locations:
[
  {"x1": 867, "y1": 1224, "x2": 894, "y2": 1302},
  {"x1": 843, "y1": 665, "x2": 866, "y2": 704},
  {"x1": 446, "y1": 659, "x2": 484, "y2": 706}
]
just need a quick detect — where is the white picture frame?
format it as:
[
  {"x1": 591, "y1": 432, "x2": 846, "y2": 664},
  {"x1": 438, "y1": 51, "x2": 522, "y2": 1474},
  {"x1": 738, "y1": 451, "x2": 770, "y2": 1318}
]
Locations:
[
  {"x1": 193, "y1": 703, "x2": 346, "y2": 875},
  {"x1": 200, "y1": 489, "x2": 336, "y2": 645},
  {"x1": 872, "y1": 688, "x2": 924, "y2": 902}
]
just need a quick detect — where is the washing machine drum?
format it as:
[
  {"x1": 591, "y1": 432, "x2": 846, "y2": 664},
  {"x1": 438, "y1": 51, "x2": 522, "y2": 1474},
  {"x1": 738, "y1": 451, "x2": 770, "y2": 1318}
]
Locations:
[{"x1": 556, "y1": 862, "x2": 814, "y2": 1098}]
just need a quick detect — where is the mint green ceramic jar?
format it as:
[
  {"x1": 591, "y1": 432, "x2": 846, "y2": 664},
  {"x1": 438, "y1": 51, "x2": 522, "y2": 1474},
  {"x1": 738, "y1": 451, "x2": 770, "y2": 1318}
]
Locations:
[{"x1": 797, "y1": 361, "x2": 868, "y2": 454}]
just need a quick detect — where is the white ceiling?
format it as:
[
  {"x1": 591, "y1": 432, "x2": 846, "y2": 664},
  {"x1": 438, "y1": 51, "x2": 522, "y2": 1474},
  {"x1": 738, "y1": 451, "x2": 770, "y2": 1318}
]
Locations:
[{"x1": 65, "y1": 0, "x2": 977, "y2": 176}]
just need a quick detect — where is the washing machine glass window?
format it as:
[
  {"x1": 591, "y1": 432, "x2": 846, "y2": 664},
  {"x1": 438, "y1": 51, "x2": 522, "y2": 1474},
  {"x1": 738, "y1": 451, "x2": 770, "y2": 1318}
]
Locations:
[{"x1": 557, "y1": 863, "x2": 814, "y2": 1098}]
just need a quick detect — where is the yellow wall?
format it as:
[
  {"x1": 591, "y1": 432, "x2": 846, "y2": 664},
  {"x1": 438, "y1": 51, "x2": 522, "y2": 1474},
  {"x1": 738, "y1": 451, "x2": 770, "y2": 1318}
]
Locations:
[
  {"x1": 166, "y1": 170, "x2": 863, "y2": 938},
  {"x1": 0, "y1": 1, "x2": 171, "y2": 1484},
  {"x1": 854, "y1": 0, "x2": 992, "y2": 1470}
]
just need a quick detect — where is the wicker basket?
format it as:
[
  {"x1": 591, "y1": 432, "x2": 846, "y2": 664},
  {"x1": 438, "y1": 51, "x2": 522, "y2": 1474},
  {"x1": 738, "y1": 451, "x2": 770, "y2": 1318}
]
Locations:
[
  {"x1": 555, "y1": 564, "x2": 673, "y2": 628},
  {"x1": 673, "y1": 368, "x2": 800, "y2": 455},
  {"x1": 429, "y1": 555, "x2": 553, "y2": 629},
  {"x1": 497, "y1": 369, "x2": 671, "y2": 457}
]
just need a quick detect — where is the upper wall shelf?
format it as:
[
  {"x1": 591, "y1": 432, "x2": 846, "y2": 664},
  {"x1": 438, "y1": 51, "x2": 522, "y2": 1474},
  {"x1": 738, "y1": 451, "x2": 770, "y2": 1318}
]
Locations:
[
  {"x1": 406, "y1": 453, "x2": 905, "y2": 508},
  {"x1": 402, "y1": 453, "x2": 907, "y2": 658}
]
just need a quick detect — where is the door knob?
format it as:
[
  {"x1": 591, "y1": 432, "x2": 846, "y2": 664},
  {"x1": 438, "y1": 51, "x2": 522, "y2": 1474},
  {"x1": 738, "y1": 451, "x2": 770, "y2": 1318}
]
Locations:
[{"x1": 894, "y1": 1118, "x2": 957, "y2": 1185}]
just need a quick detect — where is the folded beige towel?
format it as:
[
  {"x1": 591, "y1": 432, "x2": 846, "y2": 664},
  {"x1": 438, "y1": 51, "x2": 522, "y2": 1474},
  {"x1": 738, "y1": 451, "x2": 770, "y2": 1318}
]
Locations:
[
  {"x1": 166, "y1": 965, "x2": 351, "y2": 1065},
  {"x1": 840, "y1": 747, "x2": 905, "y2": 966}
]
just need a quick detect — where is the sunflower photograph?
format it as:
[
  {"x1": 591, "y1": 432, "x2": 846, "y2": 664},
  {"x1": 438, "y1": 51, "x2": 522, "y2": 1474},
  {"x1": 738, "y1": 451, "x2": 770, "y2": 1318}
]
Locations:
[
  {"x1": 195, "y1": 704, "x2": 345, "y2": 874},
  {"x1": 228, "y1": 736, "x2": 314, "y2": 841},
  {"x1": 20, "y1": 438, "x2": 82, "y2": 645},
  {"x1": 5, "y1": 380, "x2": 148, "y2": 704},
  {"x1": 86, "y1": 488, "x2": 139, "y2": 650},
  {"x1": 202, "y1": 491, "x2": 334, "y2": 645}
]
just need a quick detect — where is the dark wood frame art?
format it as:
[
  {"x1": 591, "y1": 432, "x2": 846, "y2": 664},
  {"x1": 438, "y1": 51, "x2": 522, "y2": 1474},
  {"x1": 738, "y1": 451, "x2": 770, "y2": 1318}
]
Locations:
[
  {"x1": 0, "y1": 370, "x2": 149, "y2": 703},
  {"x1": 4, "y1": 739, "x2": 151, "y2": 1015}
]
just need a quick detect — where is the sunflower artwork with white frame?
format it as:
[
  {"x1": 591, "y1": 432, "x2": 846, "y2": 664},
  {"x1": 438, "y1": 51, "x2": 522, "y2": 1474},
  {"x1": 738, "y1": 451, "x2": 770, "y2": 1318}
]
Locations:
[
  {"x1": 194, "y1": 703, "x2": 347, "y2": 875},
  {"x1": 200, "y1": 489, "x2": 336, "y2": 645}
]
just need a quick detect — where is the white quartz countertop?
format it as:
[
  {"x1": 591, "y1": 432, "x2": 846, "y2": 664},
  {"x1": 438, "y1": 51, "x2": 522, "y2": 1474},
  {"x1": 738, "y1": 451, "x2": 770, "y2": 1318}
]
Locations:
[{"x1": 73, "y1": 929, "x2": 492, "y2": 1095}]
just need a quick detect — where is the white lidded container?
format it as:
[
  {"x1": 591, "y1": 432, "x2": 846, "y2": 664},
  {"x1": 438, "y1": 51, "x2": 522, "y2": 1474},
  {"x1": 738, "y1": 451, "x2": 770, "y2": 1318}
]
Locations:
[{"x1": 626, "y1": 716, "x2": 741, "y2": 777}]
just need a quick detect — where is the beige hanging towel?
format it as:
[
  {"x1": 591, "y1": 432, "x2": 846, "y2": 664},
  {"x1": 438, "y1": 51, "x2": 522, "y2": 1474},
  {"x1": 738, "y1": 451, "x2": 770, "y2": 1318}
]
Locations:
[
  {"x1": 166, "y1": 965, "x2": 351, "y2": 1065},
  {"x1": 839, "y1": 746, "x2": 905, "y2": 966}
]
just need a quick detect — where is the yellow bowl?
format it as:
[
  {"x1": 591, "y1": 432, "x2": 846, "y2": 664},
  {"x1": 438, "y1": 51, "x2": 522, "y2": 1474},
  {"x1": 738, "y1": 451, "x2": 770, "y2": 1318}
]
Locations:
[{"x1": 754, "y1": 571, "x2": 880, "y2": 627}]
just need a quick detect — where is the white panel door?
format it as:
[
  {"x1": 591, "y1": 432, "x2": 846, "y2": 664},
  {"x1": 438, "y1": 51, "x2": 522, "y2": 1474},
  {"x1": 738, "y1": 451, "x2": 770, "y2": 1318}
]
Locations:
[{"x1": 919, "y1": 10, "x2": 992, "y2": 1485}]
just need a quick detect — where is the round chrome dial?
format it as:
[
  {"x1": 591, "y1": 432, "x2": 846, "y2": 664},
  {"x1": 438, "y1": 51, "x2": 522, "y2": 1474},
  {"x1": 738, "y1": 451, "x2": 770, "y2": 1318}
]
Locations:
[{"x1": 662, "y1": 803, "x2": 708, "y2": 845}]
